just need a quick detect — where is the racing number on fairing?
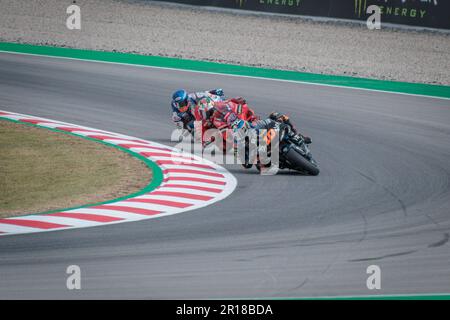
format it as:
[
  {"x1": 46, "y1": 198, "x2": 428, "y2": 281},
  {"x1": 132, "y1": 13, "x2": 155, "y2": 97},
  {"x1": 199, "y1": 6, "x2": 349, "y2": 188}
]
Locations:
[{"x1": 264, "y1": 128, "x2": 276, "y2": 146}]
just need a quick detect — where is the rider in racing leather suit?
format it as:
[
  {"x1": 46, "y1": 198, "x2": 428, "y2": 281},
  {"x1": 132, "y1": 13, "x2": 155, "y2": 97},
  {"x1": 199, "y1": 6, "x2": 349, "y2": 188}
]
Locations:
[
  {"x1": 265, "y1": 112, "x2": 311, "y2": 144},
  {"x1": 210, "y1": 108, "x2": 310, "y2": 144},
  {"x1": 192, "y1": 100, "x2": 246, "y2": 150},
  {"x1": 190, "y1": 98, "x2": 257, "y2": 145},
  {"x1": 210, "y1": 101, "x2": 237, "y2": 130},
  {"x1": 207, "y1": 99, "x2": 258, "y2": 129},
  {"x1": 193, "y1": 98, "x2": 257, "y2": 127},
  {"x1": 240, "y1": 112, "x2": 311, "y2": 169},
  {"x1": 171, "y1": 89, "x2": 224, "y2": 132},
  {"x1": 226, "y1": 111, "x2": 312, "y2": 156}
]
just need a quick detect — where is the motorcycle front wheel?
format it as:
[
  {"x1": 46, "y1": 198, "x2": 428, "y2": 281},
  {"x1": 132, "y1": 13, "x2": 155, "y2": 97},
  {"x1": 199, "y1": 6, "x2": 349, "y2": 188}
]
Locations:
[{"x1": 285, "y1": 148, "x2": 320, "y2": 176}]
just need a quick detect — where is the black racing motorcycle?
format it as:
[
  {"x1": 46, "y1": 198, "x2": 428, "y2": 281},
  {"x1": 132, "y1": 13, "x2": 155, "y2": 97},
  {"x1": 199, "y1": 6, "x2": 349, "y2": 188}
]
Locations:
[{"x1": 240, "y1": 120, "x2": 320, "y2": 176}]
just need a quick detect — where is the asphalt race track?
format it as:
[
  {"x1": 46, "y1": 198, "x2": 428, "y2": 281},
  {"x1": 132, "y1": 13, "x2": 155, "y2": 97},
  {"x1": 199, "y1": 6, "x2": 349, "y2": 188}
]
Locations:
[{"x1": 0, "y1": 53, "x2": 449, "y2": 299}]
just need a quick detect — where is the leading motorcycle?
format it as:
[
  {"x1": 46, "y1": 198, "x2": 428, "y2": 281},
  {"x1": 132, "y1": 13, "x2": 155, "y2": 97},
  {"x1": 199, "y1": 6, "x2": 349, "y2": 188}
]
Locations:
[{"x1": 241, "y1": 120, "x2": 320, "y2": 176}]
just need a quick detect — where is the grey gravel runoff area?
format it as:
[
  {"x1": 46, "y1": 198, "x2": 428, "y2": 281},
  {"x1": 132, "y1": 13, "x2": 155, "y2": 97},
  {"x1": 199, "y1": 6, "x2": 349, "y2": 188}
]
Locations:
[{"x1": 0, "y1": 0, "x2": 449, "y2": 85}]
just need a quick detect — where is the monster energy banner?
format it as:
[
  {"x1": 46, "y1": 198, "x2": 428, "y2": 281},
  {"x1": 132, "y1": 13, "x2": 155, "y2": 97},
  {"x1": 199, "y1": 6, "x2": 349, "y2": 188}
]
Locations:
[{"x1": 152, "y1": 0, "x2": 450, "y2": 29}]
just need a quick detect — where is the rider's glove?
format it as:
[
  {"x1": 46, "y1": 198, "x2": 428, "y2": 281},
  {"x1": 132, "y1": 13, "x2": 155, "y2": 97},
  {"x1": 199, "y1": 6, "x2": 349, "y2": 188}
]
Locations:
[
  {"x1": 172, "y1": 113, "x2": 181, "y2": 122},
  {"x1": 210, "y1": 88, "x2": 224, "y2": 97},
  {"x1": 303, "y1": 135, "x2": 312, "y2": 144}
]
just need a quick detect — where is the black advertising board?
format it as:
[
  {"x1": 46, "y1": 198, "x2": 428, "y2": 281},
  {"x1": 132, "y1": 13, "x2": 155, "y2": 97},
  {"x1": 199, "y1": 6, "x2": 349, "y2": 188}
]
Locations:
[{"x1": 152, "y1": 0, "x2": 450, "y2": 29}]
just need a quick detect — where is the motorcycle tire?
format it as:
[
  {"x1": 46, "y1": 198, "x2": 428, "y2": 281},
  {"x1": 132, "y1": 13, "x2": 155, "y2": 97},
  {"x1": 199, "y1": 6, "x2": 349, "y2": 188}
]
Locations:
[{"x1": 285, "y1": 148, "x2": 320, "y2": 176}]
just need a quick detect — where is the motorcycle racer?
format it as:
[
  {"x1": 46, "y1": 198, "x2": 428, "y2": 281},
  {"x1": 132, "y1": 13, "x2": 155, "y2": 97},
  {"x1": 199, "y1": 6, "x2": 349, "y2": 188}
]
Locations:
[
  {"x1": 266, "y1": 112, "x2": 311, "y2": 144},
  {"x1": 210, "y1": 101, "x2": 236, "y2": 130},
  {"x1": 171, "y1": 88, "x2": 224, "y2": 132},
  {"x1": 192, "y1": 100, "x2": 247, "y2": 151},
  {"x1": 193, "y1": 97, "x2": 258, "y2": 126},
  {"x1": 223, "y1": 111, "x2": 312, "y2": 155},
  {"x1": 209, "y1": 106, "x2": 306, "y2": 142},
  {"x1": 208, "y1": 99, "x2": 259, "y2": 129},
  {"x1": 190, "y1": 97, "x2": 257, "y2": 145},
  {"x1": 232, "y1": 113, "x2": 312, "y2": 170}
]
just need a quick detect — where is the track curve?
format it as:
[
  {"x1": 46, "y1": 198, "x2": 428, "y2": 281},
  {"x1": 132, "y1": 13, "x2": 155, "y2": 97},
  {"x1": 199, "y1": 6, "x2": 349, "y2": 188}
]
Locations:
[
  {"x1": 0, "y1": 52, "x2": 449, "y2": 298},
  {"x1": 0, "y1": 111, "x2": 236, "y2": 236}
]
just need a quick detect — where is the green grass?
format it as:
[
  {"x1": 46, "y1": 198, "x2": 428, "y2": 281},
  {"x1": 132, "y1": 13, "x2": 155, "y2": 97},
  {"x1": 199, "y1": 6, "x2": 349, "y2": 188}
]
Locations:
[{"x1": 0, "y1": 120, "x2": 151, "y2": 218}]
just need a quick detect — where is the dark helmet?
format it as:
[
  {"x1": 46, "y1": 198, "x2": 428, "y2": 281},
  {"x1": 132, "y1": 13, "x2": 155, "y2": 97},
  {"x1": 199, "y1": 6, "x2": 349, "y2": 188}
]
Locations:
[{"x1": 269, "y1": 111, "x2": 289, "y2": 123}]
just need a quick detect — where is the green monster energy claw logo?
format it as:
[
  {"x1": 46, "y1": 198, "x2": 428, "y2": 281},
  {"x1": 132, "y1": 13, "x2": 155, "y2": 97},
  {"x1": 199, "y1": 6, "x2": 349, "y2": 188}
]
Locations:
[{"x1": 355, "y1": 0, "x2": 368, "y2": 18}]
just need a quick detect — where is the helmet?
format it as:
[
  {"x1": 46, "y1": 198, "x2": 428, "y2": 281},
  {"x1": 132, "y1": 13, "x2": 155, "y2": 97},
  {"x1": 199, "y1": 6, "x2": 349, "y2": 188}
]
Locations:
[
  {"x1": 269, "y1": 111, "x2": 289, "y2": 123},
  {"x1": 229, "y1": 118, "x2": 250, "y2": 143},
  {"x1": 172, "y1": 89, "x2": 190, "y2": 112},
  {"x1": 197, "y1": 97, "x2": 214, "y2": 111},
  {"x1": 235, "y1": 119, "x2": 249, "y2": 131},
  {"x1": 228, "y1": 115, "x2": 249, "y2": 131},
  {"x1": 195, "y1": 97, "x2": 214, "y2": 121}
]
